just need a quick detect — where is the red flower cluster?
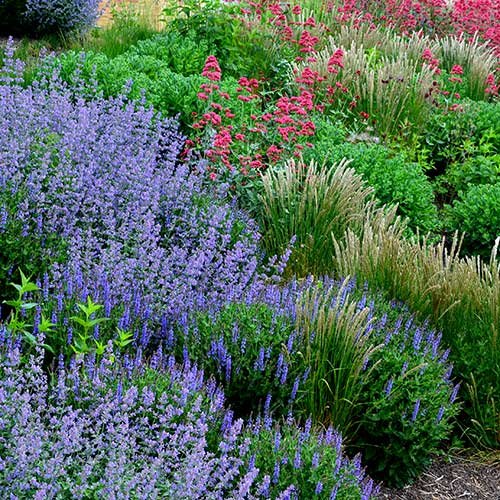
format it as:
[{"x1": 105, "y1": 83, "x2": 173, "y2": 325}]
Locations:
[
  {"x1": 327, "y1": 49, "x2": 344, "y2": 74},
  {"x1": 202, "y1": 55, "x2": 222, "y2": 82}
]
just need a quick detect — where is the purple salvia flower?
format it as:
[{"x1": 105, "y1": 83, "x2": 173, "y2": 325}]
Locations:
[
  {"x1": 413, "y1": 327, "x2": 422, "y2": 352},
  {"x1": 440, "y1": 348, "x2": 451, "y2": 364},
  {"x1": 401, "y1": 361, "x2": 409, "y2": 376},
  {"x1": 315, "y1": 481, "x2": 323, "y2": 494},
  {"x1": 272, "y1": 461, "x2": 280, "y2": 484},
  {"x1": 436, "y1": 406, "x2": 445, "y2": 423},
  {"x1": 361, "y1": 478, "x2": 374, "y2": 500},
  {"x1": 384, "y1": 377, "x2": 394, "y2": 396},
  {"x1": 290, "y1": 376, "x2": 300, "y2": 402},
  {"x1": 330, "y1": 483, "x2": 339, "y2": 500},
  {"x1": 411, "y1": 399, "x2": 421, "y2": 422},
  {"x1": 274, "y1": 430, "x2": 281, "y2": 453},
  {"x1": 255, "y1": 347, "x2": 266, "y2": 372}
]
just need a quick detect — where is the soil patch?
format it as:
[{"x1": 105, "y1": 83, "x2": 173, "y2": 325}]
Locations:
[{"x1": 377, "y1": 455, "x2": 500, "y2": 500}]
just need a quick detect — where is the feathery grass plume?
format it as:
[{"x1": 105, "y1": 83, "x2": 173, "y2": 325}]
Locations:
[
  {"x1": 333, "y1": 208, "x2": 500, "y2": 447},
  {"x1": 259, "y1": 158, "x2": 372, "y2": 277},
  {"x1": 437, "y1": 33, "x2": 498, "y2": 99},
  {"x1": 334, "y1": 24, "x2": 438, "y2": 62},
  {"x1": 294, "y1": 278, "x2": 378, "y2": 436},
  {"x1": 295, "y1": 38, "x2": 435, "y2": 138}
]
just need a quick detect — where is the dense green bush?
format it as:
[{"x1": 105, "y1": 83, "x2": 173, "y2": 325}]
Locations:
[
  {"x1": 423, "y1": 99, "x2": 500, "y2": 171},
  {"x1": 36, "y1": 48, "x2": 243, "y2": 127},
  {"x1": 356, "y1": 315, "x2": 459, "y2": 487},
  {"x1": 182, "y1": 302, "x2": 300, "y2": 417},
  {"x1": 307, "y1": 121, "x2": 439, "y2": 234},
  {"x1": 446, "y1": 154, "x2": 500, "y2": 195},
  {"x1": 127, "y1": 31, "x2": 210, "y2": 76},
  {"x1": 162, "y1": 0, "x2": 285, "y2": 80},
  {"x1": 448, "y1": 183, "x2": 500, "y2": 256}
]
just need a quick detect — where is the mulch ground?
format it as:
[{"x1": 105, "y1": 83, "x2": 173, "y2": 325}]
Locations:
[{"x1": 376, "y1": 455, "x2": 500, "y2": 500}]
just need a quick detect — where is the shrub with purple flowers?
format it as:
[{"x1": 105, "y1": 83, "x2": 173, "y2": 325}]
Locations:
[
  {"x1": 0, "y1": 0, "x2": 100, "y2": 36},
  {"x1": 354, "y1": 311, "x2": 460, "y2": 487},
  {"x1": 0, "y1": 44, "x2": 262, "y2": 321},
  {"x1": 183, "y1": 301, "x2": 303, "y2": 417}
]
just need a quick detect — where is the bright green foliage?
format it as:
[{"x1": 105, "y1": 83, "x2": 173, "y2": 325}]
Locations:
[
  {"x1": 70, "y1": 296, "x2": 109, "y2": 355},
  {"x1": 2, "y1": 271, "x2": 49, "y2": 353},
  {"x1": 183, "y1": 302, "x2": 298, "y2": 416},
  {"x1": 448, "y1": 183, "x2": 500, "y2": 256},
  {"x1": 446, "y1": 154, "x2": 500, "y2": 195},
  {"x1": 356, "y1": 322, "x2": 459, "y2": 487},
  {"x1": 36, "y1": 47, "x2": 243, "y2": 127},
  {"x1": 128, "y1": 32, "x2": 210, "y2": 75},
  {"x1": 307, "y1": 124, "x2": 439, "y2": 233},
  {"x1": 423, "y1": 98, "x2": 500, "y2": 170}
]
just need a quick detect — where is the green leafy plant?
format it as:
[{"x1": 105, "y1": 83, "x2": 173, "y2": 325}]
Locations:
[
  {"x1": 333, "y1": 207, "x2": 500, "y2": 448},
  {"x1": 445, "y1": 154, "x2": 500, "y2": 196},
  {"x1": 447, "y1": 183, "x2": 500, "y2": 257},
  {"x1": 2, "y1": 270, "x2": 54, "y2": 354},
  {"x1": 355, "y1": 318, "x2": 460, "y2": 486},
  {"x1": 70, "y1": 296, "x2": 109, "y2": 355}
]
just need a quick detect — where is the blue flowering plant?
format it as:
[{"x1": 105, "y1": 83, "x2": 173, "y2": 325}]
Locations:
[{"x1": 355, "y1": 311, "x2": 460, "y2": 487}]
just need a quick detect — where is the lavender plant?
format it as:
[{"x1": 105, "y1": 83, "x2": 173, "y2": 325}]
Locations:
[
  {"x1": 0, "y1": 44, "x2": 262, "y2": 322},
  {"x1": 0, "y1": 0, "x2": 100, "y2": 36},
  {"x1": 0, "y1": 345, "x2": 253, "y2": 497},
  {"x1": 0, "y1": 326, "x2": 377, "y2": 498}
]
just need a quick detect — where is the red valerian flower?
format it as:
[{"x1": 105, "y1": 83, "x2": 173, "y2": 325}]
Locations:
[
  {"x1": 202, "y1": 55, "x2": 222, "y2": 81},
  {"x1": 327, "y1": 49, "x2": 344, "y2": 73}
]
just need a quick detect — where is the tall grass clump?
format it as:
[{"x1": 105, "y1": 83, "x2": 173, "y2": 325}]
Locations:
[
  {"x1": 436, "y1": 33, "x2": 498, "y2": 100},
  {"x1": 259, "y1": 159, "x2": 371, "y2": 277},
  {"x1": 295, "y1": 280, "x2": 377, "y2": 436},
  {"x1": 333, "y1": 209, "x2": 500, "y2": 447},
  {"x1": 294, "y1": 38, "x2": 435, "y2": 139},
  {"x1": 91, "y1": 0, "x2": 164, "y2": 57}
]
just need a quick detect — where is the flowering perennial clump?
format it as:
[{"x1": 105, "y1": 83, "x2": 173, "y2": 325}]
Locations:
[
  {"x1": 0, "y1": 45, "x2": 262, "y2": 317},
  {"x1": 0, "y1": 331, "x2": 377, "y2": 498}
]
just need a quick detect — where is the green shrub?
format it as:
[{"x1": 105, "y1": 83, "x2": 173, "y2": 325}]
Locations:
[
  {"x1": 127, "y1": 31, "x2": 210, "y2": 76},
  {"x1": 448, "y1": 183, "x2": 500, "y2": 256},
  {"x1": 307, "y1": 125, "x2": 439, "y2": 233},
  {"x1": 36, "y1": 49, "x2": 243, "y2": 127},
  {"x1": 179, "y1": 302, "x2": 299, "y2": 417},
  {"x1": 423, "y1": 99, "x2": 500, "y2": 170},
  {"x1": 356, "y1": 314, "x2": 459, "y2": 487},
  {"x1": 162, "y1": 0, "x2": 283, "y2": 80},
  {"x1": 245, "y1": 421, "x2": 377, "y2": 498},
  {"x1": 446, "y1": 154, "x2": 500, "y2": 195}
]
